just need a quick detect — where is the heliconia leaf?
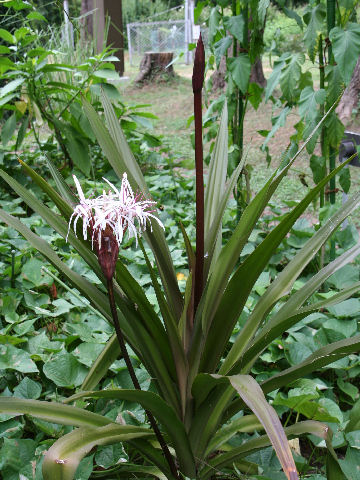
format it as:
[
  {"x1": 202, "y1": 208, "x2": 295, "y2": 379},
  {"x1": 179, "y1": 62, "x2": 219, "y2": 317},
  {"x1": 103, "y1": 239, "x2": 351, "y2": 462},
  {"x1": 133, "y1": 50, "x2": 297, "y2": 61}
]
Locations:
[
  {"x1": 64, "y1": 389, "x2": 196, "y2": 477},
  {"x1": 42, "y1": 424, "x2": 154, "y2": 480},
  {"x1": 211, "y1": 375, "x2": 298, "y2": 480},
  {"x1": 0, "y1": 397, "x2": 113, "y2": 427},
  {"x1": 199, "y1": 420, "x2": 332, "y2": 480}
]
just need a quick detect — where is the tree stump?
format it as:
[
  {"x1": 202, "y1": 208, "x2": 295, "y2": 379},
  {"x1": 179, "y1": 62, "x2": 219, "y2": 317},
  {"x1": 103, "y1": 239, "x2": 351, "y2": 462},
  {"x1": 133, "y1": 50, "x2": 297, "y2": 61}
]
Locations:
[{"x1": 135, "y1": 52, "x2": 174, "y2": 84}]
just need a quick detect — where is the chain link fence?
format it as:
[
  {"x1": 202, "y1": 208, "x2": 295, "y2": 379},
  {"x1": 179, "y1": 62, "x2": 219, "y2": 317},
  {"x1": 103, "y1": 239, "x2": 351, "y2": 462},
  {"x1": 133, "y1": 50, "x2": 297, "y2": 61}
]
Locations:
[{"x1": 126, "y1": 20, "x2": 187, "y2": 66}]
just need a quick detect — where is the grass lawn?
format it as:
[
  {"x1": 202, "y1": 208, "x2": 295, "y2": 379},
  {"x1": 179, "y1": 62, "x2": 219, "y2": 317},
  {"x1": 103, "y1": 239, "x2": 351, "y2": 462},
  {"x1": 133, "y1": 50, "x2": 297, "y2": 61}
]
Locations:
[{"x1": 118, "y1": 56, "x2": 360, "y2": 221}]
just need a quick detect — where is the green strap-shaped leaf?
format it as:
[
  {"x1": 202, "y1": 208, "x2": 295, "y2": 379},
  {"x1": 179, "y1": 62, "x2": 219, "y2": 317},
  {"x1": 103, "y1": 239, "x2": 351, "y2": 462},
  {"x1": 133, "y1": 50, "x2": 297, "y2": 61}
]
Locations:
[
  {"x1": 203, "y1": 157, "x2": 357, "y2": 374},
  {"x1": 0, "y1": 397, "x2": 113, "y2": 427},
  {"x1": 224, "y1": 334, "x2": 360, "y2": 424},
  {"x1": 81, "y1": 333, "x2": 120, "y2": 391},
  {"x1": 205, "y1": 414, "x2": 263, "y2": 456},
  {"x1": 204, "y1": 103, "x2": 228, "y2": 261},
  {"x1": 211, "y1": 375, "x2": 298, "y2": 480},
  {"x1": 220, "y1": 190, "x2": 360, "y2": 375},
  {"x1": 0, "y1": 209, "x2": 112, "y2": 324},
  {"x1": 4, "y1": 165, "x2": 177, "y2": 405},
  {"x1": 82, "y1": 94, "x2": 183, "y2": 321},
  {"x1": 197, "y1": 97, "x2": 336, "y2": 351},
  {"x1": 44, "y1": 156, "x2": 77, "y2": 206},
  {"x1": 139, "y1": 242, "x2": 188, "y2": 418},
  {"x1": 65, "y1": 389, "x2": 196, "y2": 477},
  {"x1": 204, "y1": 150, "x2": 245, "y2": 280},
  {"x1": 262, "y1": 334, "x2": 360, "y2": 395},
  {"x1": 199, "y1": 420, "x2": 331, "y2": 480},
  {"x1": 240, "y1": 281, "x2": 360, "y2": 373},
  {"x1": 42, "y1": 424, "x2": 154, "y2": 480}
]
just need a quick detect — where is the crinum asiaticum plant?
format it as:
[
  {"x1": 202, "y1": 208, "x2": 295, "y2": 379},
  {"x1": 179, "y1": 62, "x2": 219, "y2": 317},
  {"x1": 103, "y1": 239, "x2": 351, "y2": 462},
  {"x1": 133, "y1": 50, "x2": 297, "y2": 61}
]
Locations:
[{"x1": 1, "y1": 37, "x2": 360, "y2": 480}]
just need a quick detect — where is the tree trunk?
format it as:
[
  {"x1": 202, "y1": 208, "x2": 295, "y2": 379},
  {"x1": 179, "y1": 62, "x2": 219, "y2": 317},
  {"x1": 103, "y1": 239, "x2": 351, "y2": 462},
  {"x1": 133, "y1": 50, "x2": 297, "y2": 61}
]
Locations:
[
  {"x1": 135, "y1": 52, "x2": 174, "y2": 84},
  {"x1": 80, "y1": 0, "x2": 93, "y2": 38},
  {"x1": 250, "y1": 57, "x2": 266, "y2": 88},
  {"x1": 337, "y1": 56, "x2": 360, "y2": 122}
]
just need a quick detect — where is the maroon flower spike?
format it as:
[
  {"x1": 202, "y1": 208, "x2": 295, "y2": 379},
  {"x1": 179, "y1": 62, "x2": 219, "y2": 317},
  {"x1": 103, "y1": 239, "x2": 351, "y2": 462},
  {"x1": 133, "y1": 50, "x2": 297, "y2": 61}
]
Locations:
[
  {"x1": 192, "y1": 34, "x2": 205, "y2": 94},
  {"x1": 96, "y1": 228, "x2": 120, "y2": 281},
  {"x1": 192, "y1": 33, "x2": 206, "y2": 314}
]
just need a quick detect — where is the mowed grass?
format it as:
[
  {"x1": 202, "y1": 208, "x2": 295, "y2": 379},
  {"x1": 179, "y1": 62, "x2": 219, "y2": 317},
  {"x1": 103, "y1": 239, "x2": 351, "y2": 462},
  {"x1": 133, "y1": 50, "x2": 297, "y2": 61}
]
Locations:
[{"x1": 120, "y1": 56, "x2": 360, "y2": 219}]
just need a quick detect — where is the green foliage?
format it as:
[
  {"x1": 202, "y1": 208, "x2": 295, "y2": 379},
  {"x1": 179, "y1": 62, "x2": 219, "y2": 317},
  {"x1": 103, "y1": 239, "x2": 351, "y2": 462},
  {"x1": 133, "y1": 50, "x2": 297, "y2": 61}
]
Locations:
[{"x1": 1, "y1": 88, "x2": 360, "y2": 480}]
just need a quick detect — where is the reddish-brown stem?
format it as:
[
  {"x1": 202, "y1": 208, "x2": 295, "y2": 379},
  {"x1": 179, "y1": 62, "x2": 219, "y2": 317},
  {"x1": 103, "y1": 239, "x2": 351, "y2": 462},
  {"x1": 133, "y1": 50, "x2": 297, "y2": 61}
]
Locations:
[
  {"x1": 107, "y1": 278, "x2": 181, "y2": 480},
  {"x1": 192, "y1": 35, "x2": 205, "y2": 314}
]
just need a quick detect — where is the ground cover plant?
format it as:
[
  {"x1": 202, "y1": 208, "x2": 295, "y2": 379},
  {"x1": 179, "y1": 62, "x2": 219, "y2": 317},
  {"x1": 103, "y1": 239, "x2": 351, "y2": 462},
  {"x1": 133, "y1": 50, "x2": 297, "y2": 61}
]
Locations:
[{"x1": 2, "y1": 27, "x2": 360, "y2": 479}]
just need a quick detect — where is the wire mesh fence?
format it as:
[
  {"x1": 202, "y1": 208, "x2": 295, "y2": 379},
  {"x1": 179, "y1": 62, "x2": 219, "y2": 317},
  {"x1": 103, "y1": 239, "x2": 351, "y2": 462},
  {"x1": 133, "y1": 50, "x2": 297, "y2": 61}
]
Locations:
[{"x1": 127, "y1": 20, "x2": 187, "y2": 66}]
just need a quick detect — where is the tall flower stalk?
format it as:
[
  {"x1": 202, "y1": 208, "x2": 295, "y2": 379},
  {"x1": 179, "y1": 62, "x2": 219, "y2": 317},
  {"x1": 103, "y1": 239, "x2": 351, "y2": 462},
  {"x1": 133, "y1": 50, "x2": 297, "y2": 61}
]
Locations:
[
  {"x1": 192, "y1": 34, "x2": 205, "y2": 314},
  {"x1": 67, "y1": 173, "x2": 180, "y2": 480}
]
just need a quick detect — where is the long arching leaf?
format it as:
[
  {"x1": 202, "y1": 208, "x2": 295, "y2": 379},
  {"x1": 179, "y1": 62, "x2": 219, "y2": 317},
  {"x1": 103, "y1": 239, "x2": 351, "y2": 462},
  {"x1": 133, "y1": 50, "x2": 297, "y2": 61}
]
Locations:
[
  {"x1": 42, "y1": 424, "x2": 154, "y2": 480},
  {"x1": 65, "y1": 389, "x2": 196, "y2": 477}
]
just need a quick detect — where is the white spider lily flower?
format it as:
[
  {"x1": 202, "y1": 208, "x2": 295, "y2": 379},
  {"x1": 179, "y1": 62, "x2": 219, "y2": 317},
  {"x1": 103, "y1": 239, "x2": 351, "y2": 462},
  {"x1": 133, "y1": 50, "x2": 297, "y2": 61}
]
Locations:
[{"x1": 67, "y1": 173, "x2": 164, "y2": 251}]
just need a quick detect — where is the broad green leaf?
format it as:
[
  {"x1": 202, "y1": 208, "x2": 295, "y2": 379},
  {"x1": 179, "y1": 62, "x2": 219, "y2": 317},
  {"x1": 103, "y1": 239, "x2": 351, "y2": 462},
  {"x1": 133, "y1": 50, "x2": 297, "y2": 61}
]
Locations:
[
  {"x1": 1, "y1": 113, "x2": 16, "y2": 146},
  {"x1": 310, "y1": 155, "x2": 326, "y2": 184},
  {"x1": 0, "y1": 28, "x2": 14, "y2": 43},
  {"x1": 258, "y1": 0, "x2": 270, "y2": 25},
  {"x1": 208, "y1": 7, "x2": 221, "y2": 44},
  {"x1": 213, "y1": 36, "x2": 232, "y2": 67},
  {"x1": 42, "y1": 424, "x2": 154, "y2": 480},
  {"x1": 280, "y1": 53, "x2": 305, "y2": 102},
  {"x1": 330, "y1": 23, "x2": 360, "y2": 84},
  {"x1": 298, "y1": 86, "x2": 326, "y2": 122},
  {"x1": 223, "y1": 15, "x2": 245, "y2": 42},
  {"x1": 0, "y1": 344, "x2": 38, "y2": 373},
  {"x1": 339, "y1": 166, "x2": 351, "y2": 194},
  {"x1": 265, "y1": 53, "x2": 289, "y2": 102},
  {"x1": 27, "y1": 11, "x2": 47, "y2": 21},
  {"x1": 0, "y1": 77, "x2": 24, "y2": 98},
  {"x1": 227, "y1": 55, "x2": 251, "y2": 94},
  {"x1": 0, "y1": 397, "x2": 113, "y2": 427},
  {"x1": 13, "y1": 378, "x2": 41, "y2": 400},
  {"x1": 303, "y1": 3, "x2": 326, "y2": 61},
  {"x1": 43, "y1": 353, "x2": 88, "y2": 387},
  {"x1": 211, "y1": 375, "x2": 298, "y2": 480},
  {"x1": 65, "y1": 389, "x2": 196, "y2": 477}
]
